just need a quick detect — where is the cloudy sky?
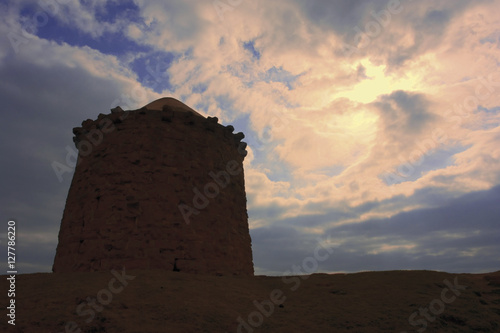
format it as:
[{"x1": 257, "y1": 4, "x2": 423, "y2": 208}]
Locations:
[{"x1": 1, "y1": 0, "x2": 499, "y2": 276}]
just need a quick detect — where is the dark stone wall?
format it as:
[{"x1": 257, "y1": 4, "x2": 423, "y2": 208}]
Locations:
[{"x1": 52, "y1": 100, "x2": 254, "y2": 276}]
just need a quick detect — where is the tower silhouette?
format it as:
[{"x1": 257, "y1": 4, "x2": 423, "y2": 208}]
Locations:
[{"x1": 52, "y1": 98, "x2": 253, "y2": 275}]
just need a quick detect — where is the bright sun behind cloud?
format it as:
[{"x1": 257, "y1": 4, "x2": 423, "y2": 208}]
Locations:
[{"x1": 335, "y1": 61, "x2": 419, "y2": 103}]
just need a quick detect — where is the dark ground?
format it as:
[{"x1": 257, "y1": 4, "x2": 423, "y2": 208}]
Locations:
[{"x1": 1, "y1": 269, "x2": 499, "y2": 332}]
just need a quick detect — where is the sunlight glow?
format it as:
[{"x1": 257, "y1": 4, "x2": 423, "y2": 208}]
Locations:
[
  {"x1": 369, "y1": 243, "x2": 417, "y2": 255},
  {"x1": 335, "y1": 61, "x2": 418, "y2": 103}
]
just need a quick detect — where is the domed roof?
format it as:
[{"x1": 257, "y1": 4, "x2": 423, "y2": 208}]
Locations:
[{"x1": 143, "y1": 97, "x2": 204, "y2": 118}]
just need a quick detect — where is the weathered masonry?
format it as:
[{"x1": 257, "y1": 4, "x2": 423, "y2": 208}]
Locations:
[{"x1": 52, "y1": 98, "x2": 254, "y2": 276}]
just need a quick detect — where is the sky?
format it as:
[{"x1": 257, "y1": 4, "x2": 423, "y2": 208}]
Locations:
[{"x1": 0, "y1": 0, "x2": 499, "y2": 276}]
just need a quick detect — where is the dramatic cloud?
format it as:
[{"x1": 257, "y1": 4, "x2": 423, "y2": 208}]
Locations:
[{"x1": 1, "y1": 0, "x2": 499, "y2": 275}]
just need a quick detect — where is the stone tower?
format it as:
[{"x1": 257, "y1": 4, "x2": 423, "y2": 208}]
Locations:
[{"x1": 52, "y1": 97, "x2": 253, "y2": 276}]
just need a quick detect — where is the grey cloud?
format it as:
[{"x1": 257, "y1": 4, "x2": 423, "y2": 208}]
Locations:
[
  {"x1": 419, "y1": 9, "x2": 451, "y2": 34},
  {"x1": 370, "y1": 90, "x2": 439, "y2": 158},
  {"x1": 250, "y1": 198, "x2": 382, "y2": 231},
  {"x1": 0, "y1": 44, "x2": 133, "y2": 273},
  {"x1": 356, "y1": 64, "x2": 368, "y2": 80},
  {"x1": 385, "y1": 0, "x2": 490, "y2": 67},
  {"x1": 252, "y1": 186, "x2": 500, "y2": 275},
  {"x1": 251, "y1": 225, "x2": 322, "y2": 274},
  {"x1": 325, "y1": 185, "x2": 500, "y2": 270},
  {"x1": 294, "y1": 0, "x2": 491, "y2": 67},
  {"x1": 277, "y1": 209, "x2": 355, "y2": 228},
  {"x1": 248, "y1": 202, "x2": 288, "y2": 222},
  {"x1": 294, "y1": 0, "x2": 386, "y2": 36},
  {"x1": 375, "y1": 90, "x2": 435, "y2": 135},
  {"x1": 329, "y1": 185, "x2": 500, "y2": 238},
  {"x1": 385, "y1": 8, "x2": 452, "y2": 67}
]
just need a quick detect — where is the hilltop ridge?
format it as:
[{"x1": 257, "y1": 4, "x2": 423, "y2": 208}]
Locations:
[{"x1": 1, "y1": 269, "x2": 499, "y2": 332}]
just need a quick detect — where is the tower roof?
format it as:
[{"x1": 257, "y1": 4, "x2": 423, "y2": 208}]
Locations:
[{"x1": 143, "y1": 97, "x2": 204, "y2": 118}]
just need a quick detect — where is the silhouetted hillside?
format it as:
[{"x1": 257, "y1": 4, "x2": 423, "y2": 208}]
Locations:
[{"x1": 1, "y1": 270, "x2": 499, "y2": 332}]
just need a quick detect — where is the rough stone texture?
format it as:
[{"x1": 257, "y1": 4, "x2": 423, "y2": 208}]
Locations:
[{"x1": 52, "y1": 98, "x2": 254, "y2": 276}]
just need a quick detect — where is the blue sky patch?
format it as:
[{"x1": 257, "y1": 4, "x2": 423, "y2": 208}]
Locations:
[
  {"x1": 130, "y1": 51, "x2": 177, "y2": 93},
  {"x1": 21, "y1": 3, "x2": 151, "y2": 56},
  {"x1": 93, "y1": 0, "x2": 142, "y2": 24},
  {"x1": 480, "y1": 31, "x2": 500, "y2": 46},
  {"x1": 214, "y1": 94, "x2": 235, "y2": 113},
  {"x1": 192, "y1": 83, "x2": 208, "y2": 94},
  {"x1": 194, "y1": 100, "x2": 210, "y2": 115},
  {"x1": 243, "y1": 40, "x2": 261, "y2": 60},
  {"x1": 477, "y1": 105, "x2": 500, "y2": 114},
  {"x1": 261, "y1": 66, "x2": 301, "y2": 90},
  {"x1": 380, "y1": 145, "x2": 470, "y2": 185},
  {"x1": 20, "y1": 4, "x2": 150, "y2": 57}
]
